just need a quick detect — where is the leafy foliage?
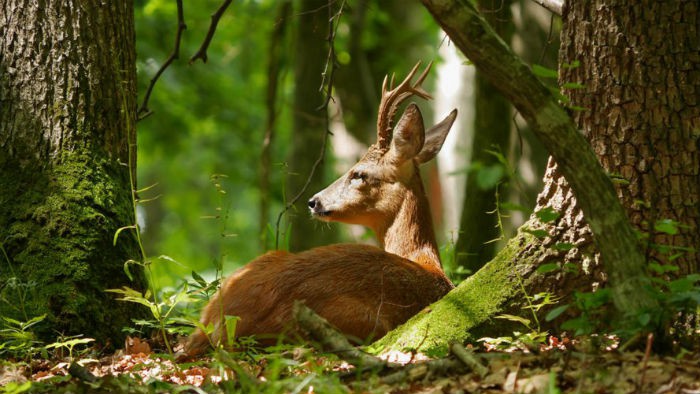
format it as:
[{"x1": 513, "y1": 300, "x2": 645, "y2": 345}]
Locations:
[{"x1": 135, "y1": 0, "x2": 291, "y2": 288}]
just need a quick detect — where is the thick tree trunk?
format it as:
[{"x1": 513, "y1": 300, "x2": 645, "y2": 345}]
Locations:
[
  {"x1": 286, "y1": 0, "x2": 338, "y2": 251},
  {"x1": 559, "y1": 0, "x2": 700, "y2": 273},
  {"x1": 375, "y1": 0, "x2": 698, "y2": 355},
  {"x1": 0, "y1": 1, "x2": 146, "y2": 344}
]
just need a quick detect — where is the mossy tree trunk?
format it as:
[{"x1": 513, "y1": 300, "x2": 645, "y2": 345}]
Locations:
[
  {"x1": 0, "y1": 0, "x2": 147, "y2": 345},
  {"x1": 286, "y1": 0, "x2": 338, "y2": 251},
  {"x1": 376, "y1": 0, "x2": 698, "y2": 355}
]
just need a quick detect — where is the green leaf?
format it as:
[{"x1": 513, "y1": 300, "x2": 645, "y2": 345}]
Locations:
[
  {"x1": 535, "y1": 207, "x2": 560, "y2": 223},
  {"x1": 648, "y1": 262, "x2": 679, "y2": 274},
  {"x1": 654, "y1": 219, "x2": 680, "y2": 235},
  {"x1": 45, "y1": 337, "x2": 94, "y2": 349},
  {"x1": 668, "y1": 274, "x2": 700, "y2": 293},
  {"x1": 561, "y1": 60, "x2": 581, "y2": 69},
  {"x1": 495, "y1": 314, "x2": 531, "y2": 329},
  {"x1": 476, "y1": 164, "x2": 504, "y2": 190},
  {"x1": 1, "y1": 381, "x2": 33, "y2": 394},
  {"x1": 191, "y1": 270, "x2": 207, "y2": 287},
  {"x1": 122, "y1": 259, "x2": 140, "y2": 281},
  {"x1": 562, "y1": 82, "x2": 585, "y2": 89},
  {"x1": 553, "y1": 243, "x2": 574, "y2": 251},
  {"x1": 499, "y1": 202, "x2": 529, "y2": 213},
  {"x1": 537, "y1": 263, "x2": 560, "y2": 274},
  {"x1": 545, "y1": 304, "x2": 570, "y2": 321},
  {"x1": 637, "y1": 313, "x2": 651, "y2": 327},
  {"x1": 561, "y1": 316, "x2": 593, "y2": 336},
  {"x1": 113, "y1": 225, "x2": 136, "y2": 246},
  {"x1": 157, "y1": 255, "x2": 183, "y2": 266},
  {"x1": 532, "y1": 64, "x2": 559, "y2": 79},
  {"x1": 21, "y1": 315, "x2": 47, "y2": 330},
  {"x1": 523, "y1": 228, "x2": 549, "y2": 239},
  {"x1": 224, "y1": 315, "x2": 240, "y2": 348}
]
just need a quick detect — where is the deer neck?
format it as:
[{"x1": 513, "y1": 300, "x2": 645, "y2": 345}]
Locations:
[{"x1": 376, "y1": 178, "x2": 442, "y2": 269}]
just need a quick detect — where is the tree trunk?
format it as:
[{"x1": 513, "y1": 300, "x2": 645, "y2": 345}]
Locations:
[
  {"x1": 455, "y1": 0, "x2": 514, "y2": 273},
  {"x1": 375, "y1": 0, "x2": 698, "y2": 355},
  {"x1": 285, "y1": 0, "x2": 338, "y2": 251},
  {"x1": 0, "y1": 0, "x2": 146, "y2": 345},
  {"x1": 260, "y1": 0, "x2": 292, "y2": 251},
  {"x1": 559, "y1": 0, "x2": 700, "y2": 273}
]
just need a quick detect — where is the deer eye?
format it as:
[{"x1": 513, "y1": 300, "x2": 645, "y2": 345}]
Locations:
[{"x1": 349, "y1": 171, "x2": 367, "y2": 182}]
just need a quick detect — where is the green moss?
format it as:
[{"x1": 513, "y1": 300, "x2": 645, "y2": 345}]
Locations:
[
  {"x1": 370, "y1": 230, "x2": 542, "y2": 357},
  {"x1": 0, "y1": 148, "x2": 147, "y2": 346}
]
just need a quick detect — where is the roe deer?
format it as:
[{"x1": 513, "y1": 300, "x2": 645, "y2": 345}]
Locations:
[{"x1": 185, "y1": 62, "x2": 457, "y2": 357}]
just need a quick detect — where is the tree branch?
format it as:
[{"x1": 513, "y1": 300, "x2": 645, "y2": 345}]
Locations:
[
  {"x1": 293, "y1": 301, "x2": 387, "y2": 369},
  {"x1": 294, "y1": 301, "x2": 479, "y2": 386},
  {"x1": 529, "y1": 0, "x2": 563, "y2": 16},
  {"x1": 189, "y1": 0, "x2": 233, "y2": 64},
  {"x1": 137, "y1": 0, "x2": 186, "y2": 121},
  {"x1": 421, "y1": 0, "x2": 657, "y2": 317}
]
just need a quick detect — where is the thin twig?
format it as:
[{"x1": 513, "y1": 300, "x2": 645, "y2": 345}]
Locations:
[
  {"x1": 189, "y1": 0, "x2": 233, "y2": 64},
  {"x1": 274, "y1": 0, "x2": 345, "y2": 249},
  {"x1": 638, "y1": 333, "x2": 654, "y2": 389},
  {"x1": 137, "y1": 0, "x2": 186, "y2": 121},
  {"x1": 317, "y1": 0, "x2": 346, "y2": 111}
]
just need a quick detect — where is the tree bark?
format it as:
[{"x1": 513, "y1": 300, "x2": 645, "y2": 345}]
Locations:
[
  {"x1": 286, "y1": 0, "x2": 338, "y2": 251},
  {"x1": 0, "y1": 0, "x2": 146, "y2": 344},
  {"x1": 559, "y1": 0, "x2": 700, "y2": 273},
  {"x1": 373, "y1": 0, "x2": 700, "y2": 354},
  {"x1": 425, "y1": 0, "x2": 657, "y2": 317}
]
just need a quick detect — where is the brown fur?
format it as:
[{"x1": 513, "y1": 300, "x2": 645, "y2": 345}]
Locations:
[{"x1": 185, "y1": 244, "x2": 453, "y2": 356}]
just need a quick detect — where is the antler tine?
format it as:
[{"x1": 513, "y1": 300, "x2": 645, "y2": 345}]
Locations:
[{"x1": 376, "y1": 61, "x2": 434, "y2": 149}]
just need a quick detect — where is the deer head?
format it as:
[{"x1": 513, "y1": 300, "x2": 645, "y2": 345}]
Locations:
[{"x1": 308, "y1": 62, "x2": 457, "y2": 263}]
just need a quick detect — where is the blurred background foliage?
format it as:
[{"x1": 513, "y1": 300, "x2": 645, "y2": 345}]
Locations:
[{"x1": 134, "y1": 0, "x2": 554, "y2": 290}]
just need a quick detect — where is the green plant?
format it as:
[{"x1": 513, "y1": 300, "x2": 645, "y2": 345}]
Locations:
[
  {"x1": 0, "y1": 314, "x2": 46, "y2": 359},
  {"x1": 43, "y1": 335, "x2": 95, "y2": 361},
  {"x1": 440, "y1": 235, "x2": 472, "y2": 285},
  {"x1": 107, "y1": 278, "x2": 191, "y2": 354},
  {"x1": 0, "y1": 244, "x2": 40, "y2": 333},
  {"x1": 480, "y1": 287, "x2": 559, "y2": 352},
  {"x1": 544, "y1": 218, "x2": 700, "y2": 342},
  {"x1": 0, "y1": 381, "x2": 33, "y2": 394}
]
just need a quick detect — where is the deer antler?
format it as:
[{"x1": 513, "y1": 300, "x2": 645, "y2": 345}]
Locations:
[{"x1": 376, "y1": 61, "x2": 433, "y2": 149}]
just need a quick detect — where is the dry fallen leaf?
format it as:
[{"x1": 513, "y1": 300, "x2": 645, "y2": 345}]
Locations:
[{"x1": 124, "y1": 336, "x2": 152, "y2": 355}]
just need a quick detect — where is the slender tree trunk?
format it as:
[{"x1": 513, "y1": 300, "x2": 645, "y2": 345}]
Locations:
[
  {"x1": 0, "y1": 0, "x2": 146, "y2": 344},
  {"x1": 260, "y1": 0, "x2": 292, "y2": 251},
  {"x1": 456, "y1": 0, "x2": 514, "y2": 273},
  {"x1": 376, "y1": 0, "x2": 698, "y2": 354},
  {"x1": 286, "y1": 0, "x2": 339, "y2": 251}
]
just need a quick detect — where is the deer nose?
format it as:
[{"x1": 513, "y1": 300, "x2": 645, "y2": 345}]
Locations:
[{"x1": 308, "y1": 196, "x2": 320, "y2": 209}]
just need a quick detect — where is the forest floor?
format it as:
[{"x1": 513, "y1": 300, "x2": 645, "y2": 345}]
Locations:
[{"x1": 3, "y1": 334, "x2": 700, "y2": 394}]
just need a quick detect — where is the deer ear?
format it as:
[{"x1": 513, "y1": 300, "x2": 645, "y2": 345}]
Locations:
[
  {"x1": 387, "y1": 103, "x2": 425, "y2": 164},
  {"x1": 416, "y1": 109, "x2": 457, "y2": 164}
]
